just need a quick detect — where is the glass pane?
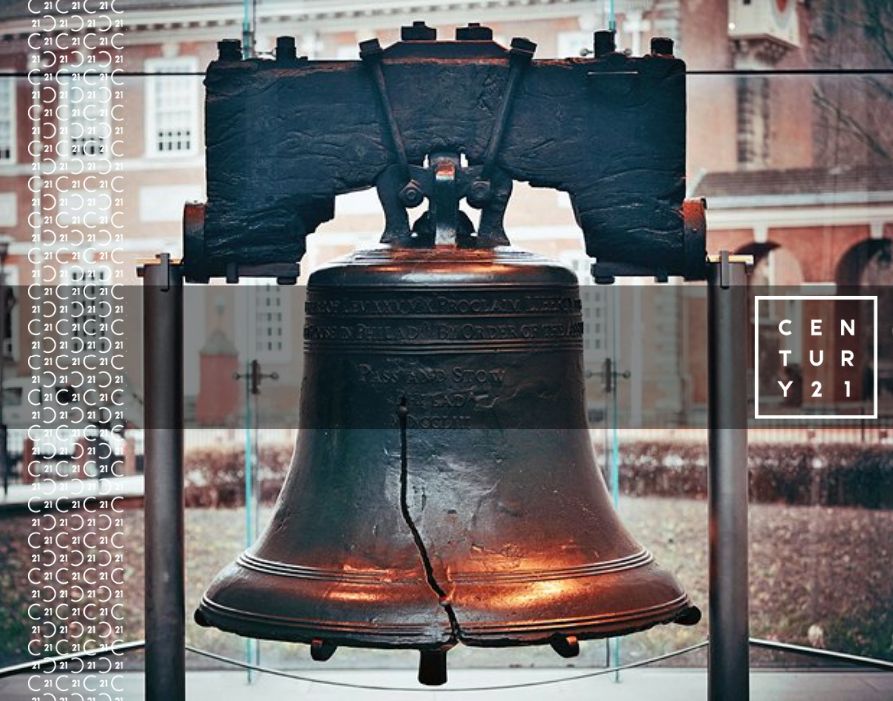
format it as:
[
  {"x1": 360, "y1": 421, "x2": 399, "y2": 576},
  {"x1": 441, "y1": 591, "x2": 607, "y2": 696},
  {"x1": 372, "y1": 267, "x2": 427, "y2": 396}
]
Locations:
[{"x1": 0, "y1": 4, "x2": 890, "y2": 696}]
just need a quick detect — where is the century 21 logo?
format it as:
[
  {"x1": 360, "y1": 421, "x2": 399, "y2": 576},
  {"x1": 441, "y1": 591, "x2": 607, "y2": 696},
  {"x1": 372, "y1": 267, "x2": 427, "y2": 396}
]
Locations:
[{"x1": 754, "y1": 296, "x2": 878, "y2": 420}]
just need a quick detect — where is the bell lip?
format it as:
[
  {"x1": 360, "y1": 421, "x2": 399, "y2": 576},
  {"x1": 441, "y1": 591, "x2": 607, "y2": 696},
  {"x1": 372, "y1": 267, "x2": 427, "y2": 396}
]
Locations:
[
  {"x1": 195, "y1": 595, "x2": 454, "y2": 651},
  {"x1": 193, "y1": 592, "x2": 699, "y2": 651},
  {"x1": 196, "y1": 547, "x2": 700, "y2": 650},
  {"x1": 451, "y1": 593, "x2": 698, "y2": 646}
]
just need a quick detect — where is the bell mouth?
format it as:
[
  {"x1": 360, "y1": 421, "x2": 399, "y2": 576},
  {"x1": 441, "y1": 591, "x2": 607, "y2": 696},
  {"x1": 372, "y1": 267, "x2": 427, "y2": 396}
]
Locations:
[
  {"x1": 194, "y1": 550, "x2": 699, "y2": 649},
  {"x1": 193, "y1": 579, "x2": 698, "y2": 687}
]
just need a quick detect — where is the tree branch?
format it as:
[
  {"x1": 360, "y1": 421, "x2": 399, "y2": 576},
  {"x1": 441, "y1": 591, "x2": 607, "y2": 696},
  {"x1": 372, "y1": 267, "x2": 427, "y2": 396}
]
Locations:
[{"x1": 812, "y1": 86, "x2": 892, "y2": 161}]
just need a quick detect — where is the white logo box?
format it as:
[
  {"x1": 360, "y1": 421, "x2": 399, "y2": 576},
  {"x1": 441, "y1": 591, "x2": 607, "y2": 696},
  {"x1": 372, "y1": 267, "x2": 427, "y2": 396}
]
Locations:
[{"x1": 754, "y1": 295, "x2": 878, "y2": 420}]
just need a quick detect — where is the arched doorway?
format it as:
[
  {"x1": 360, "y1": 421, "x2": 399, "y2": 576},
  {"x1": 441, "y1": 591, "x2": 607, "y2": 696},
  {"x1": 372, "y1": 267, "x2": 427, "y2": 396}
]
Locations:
[
  {"x1": 835, "y1": 239, "x2": 892, "y2": 404},
  {"x1": 741, "y1": 241, "x2": 806, "y2": 287}
]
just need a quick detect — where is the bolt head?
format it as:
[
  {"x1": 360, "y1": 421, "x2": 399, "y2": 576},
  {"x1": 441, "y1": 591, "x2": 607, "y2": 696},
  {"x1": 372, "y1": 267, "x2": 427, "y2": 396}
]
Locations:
[
  {"x1": 593, "y1": 30, "x2": 616, "y2": 58},
  {"x1": 359, "y1": 38, "x2": 383, "y2": 60},
  {"x1": 457, "y1": 23, "x2": 493, "y2": 41},
  {"x1": 401, "y1": 21, "x2": 436, "y2": 41},
  {"x1": 467, "y1": 180, "x2": 492, "y2": 206},
  {"x1": 276, "y1": 36, "x2": 297, "y2": 61},
  {"x1": 217, "y1": 39, "x2": 242, "y2": 61},
  {"x1": 399, "y1": 181, "x2": 424, "y2": 207},
  {"x1": 650, "y1": 37, "x2": 675, "y2": 56}
]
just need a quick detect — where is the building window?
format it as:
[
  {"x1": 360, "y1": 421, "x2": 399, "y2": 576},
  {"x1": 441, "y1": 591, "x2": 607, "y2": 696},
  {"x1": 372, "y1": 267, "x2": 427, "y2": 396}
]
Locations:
[
  {"x1": 257, "y1": 284, "x2": 283, "y2": 357},
  {"x1": 145, "y1": 57, "x2": 199, "y2": 156},
  {"x1": 69, "y1": 267, "x2": 111, "y2": 346},
  {"x1": 583, "y1": 289, "x2": 608, "y2": 354},
  {"x1": 56, "y1": 189, "x2": 111, "y2": 228},
  {"x1": 59, "y1": 69, "x2": 110, "y2": 159},
  {"x1": 252, "y1": 282, "x2": 291, "y2": 363},
  {"x1": 1, "y1": 264, "x2": 17, "y2": 361},
  {"x1": 561, "y1": 254, "x2": 609, "y2": 358},
  {"x1": 0, "y1": 76, "x2": 14, "y2": 163},
  {"x1": 234, "y1": 281, "x2": 293, "y2": 365}
]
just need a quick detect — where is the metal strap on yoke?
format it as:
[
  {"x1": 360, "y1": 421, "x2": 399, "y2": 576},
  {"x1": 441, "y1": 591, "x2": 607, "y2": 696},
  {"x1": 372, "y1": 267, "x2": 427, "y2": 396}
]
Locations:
[
  {"x1": 359, "y1": 37, "x2": 536, "y2": 183},
  {"x1": 360, "y1": 39, "x2": 410, "y2": 179},
  {"x1": 481, "y1": 38, "x2": 536, "y2": 178}
]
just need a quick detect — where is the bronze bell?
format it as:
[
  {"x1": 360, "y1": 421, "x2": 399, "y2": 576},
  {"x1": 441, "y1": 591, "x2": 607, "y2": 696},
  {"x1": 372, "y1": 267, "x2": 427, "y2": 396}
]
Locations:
[{"x1": 195, "y1": 244, "x2": 700, "y2": 685}]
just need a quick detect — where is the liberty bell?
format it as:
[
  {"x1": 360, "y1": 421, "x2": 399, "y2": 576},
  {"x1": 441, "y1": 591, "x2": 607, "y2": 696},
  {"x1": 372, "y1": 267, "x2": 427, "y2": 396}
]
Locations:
[
  {"x1": 193, "y1": 26, "x2": 703, "y2": 687},
  {"x1": 195, "y1": 160, "x2": 701, "y2": 684}
]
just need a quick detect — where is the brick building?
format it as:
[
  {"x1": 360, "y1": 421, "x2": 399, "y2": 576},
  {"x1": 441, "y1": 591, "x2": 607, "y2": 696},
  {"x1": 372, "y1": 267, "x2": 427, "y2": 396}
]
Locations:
[{"x1": 0, "y1": 0, "x2": 889, "y2": 431}]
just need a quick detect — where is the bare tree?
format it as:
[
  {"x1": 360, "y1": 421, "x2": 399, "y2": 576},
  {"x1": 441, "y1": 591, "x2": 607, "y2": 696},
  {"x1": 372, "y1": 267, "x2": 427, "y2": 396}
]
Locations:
[{"x1": 810, "y1": 0, "x2": 893, "y2": 166}]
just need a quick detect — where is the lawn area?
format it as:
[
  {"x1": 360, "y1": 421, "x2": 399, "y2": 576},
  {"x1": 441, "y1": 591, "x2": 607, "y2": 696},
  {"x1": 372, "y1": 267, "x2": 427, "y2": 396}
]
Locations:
[{"x1": 1, "y1": 496, "x2": 891, "y2": 670}]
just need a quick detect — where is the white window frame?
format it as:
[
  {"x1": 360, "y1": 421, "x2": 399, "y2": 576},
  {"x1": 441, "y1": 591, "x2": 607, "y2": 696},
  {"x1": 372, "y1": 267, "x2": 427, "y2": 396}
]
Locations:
[
  {"x1": 235, "y1": 279, "x2": 293, "y2": 365},
  {"x1": 560, "y1": 253, "x2": 609, "y2": 360},
  {"x1": 1, "y1": 264, "x2": 18, "y2": 362},
  {"x1": 144, "y1": 56, "x2": 199, "y2": 158},
  {"x1": 55, "y1": 188, "x2": 112, "y2": 228},
  {"x1": 253, "y1": 282, "x2": 292, "y2": 364},
  {"x1": 0, "y1": 71, "x2": 16, "y2": 164},
  {"x1": 57, "y1": 67, "x2": 111, "y2": 160},
  {"x1": 68, "y1": 267, "x2": 111, "y2": 348}
]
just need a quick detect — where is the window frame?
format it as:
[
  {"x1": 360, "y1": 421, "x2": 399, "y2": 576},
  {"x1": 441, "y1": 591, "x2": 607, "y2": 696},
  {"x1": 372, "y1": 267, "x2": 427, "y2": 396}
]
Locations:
[
  {"x1": 234, "y1": 279, "x2": 293, "y2": 365},
  {"x1": 1, "y1": 263, "x2": 19, "y2": 362},
  {"x1": 57, "y1": 66, "x2": 112, "y2": 161},
  {"x1": 144, "y1": 56, "x2": 200, "y2": 158},
  {"x1": 0, "y1": 71, "x2": 16, "y2": 165}
]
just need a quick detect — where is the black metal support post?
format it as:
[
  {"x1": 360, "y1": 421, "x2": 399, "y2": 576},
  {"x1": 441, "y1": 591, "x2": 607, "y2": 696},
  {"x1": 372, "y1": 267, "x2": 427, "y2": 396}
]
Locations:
[
  {"x1": 0, "y1": 245, "x2": 9, "y2": 499},
  {"x1": 707, "y1": 251, "x2": 750, "y2": 701},
  {"x1": 141, "y1": 254, "x2": 185, "y2": 701}
]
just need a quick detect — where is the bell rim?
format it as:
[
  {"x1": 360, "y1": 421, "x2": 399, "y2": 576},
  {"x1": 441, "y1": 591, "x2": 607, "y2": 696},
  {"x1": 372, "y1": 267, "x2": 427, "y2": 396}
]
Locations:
[{"x1": 195, "y1": 593, "x2": 698, "y2": 649}]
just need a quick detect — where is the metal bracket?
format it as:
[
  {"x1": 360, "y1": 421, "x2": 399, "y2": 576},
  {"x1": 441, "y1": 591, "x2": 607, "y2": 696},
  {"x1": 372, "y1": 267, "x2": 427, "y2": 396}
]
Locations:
[
  {"x1": 234, "y1": 359, "x2": 279, "y2": 396},
  {"x1": 592, "y1": 261, "x2": 669, "y2": 285},
  {"x1": 137, "y1": 252, "x2": 176, "y2": 291},
  {"x1": 431, "y1": 155, "x2": 460, "y2": 244},
  {"x1": 480, "y1": 37, "x2": 535, "y2": 179},
  {"x1": 361, "y1": 38, "x2": 410, "y2": 180},
  {"x1": 602, "y1": 357, "x2": 631, "y2": 394},
  {"x1": 224, "y1": 262, "x2": 300, "y2": 286},
  {"x1": 593, "y1": 198, "x2": 715, "y2": 284},
  {"x1": 365, "y1": 35, "x2": 532, "y2": 250},
  {"x1": 706, "y1": 251, "x2": 754, "y2": 289}
]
